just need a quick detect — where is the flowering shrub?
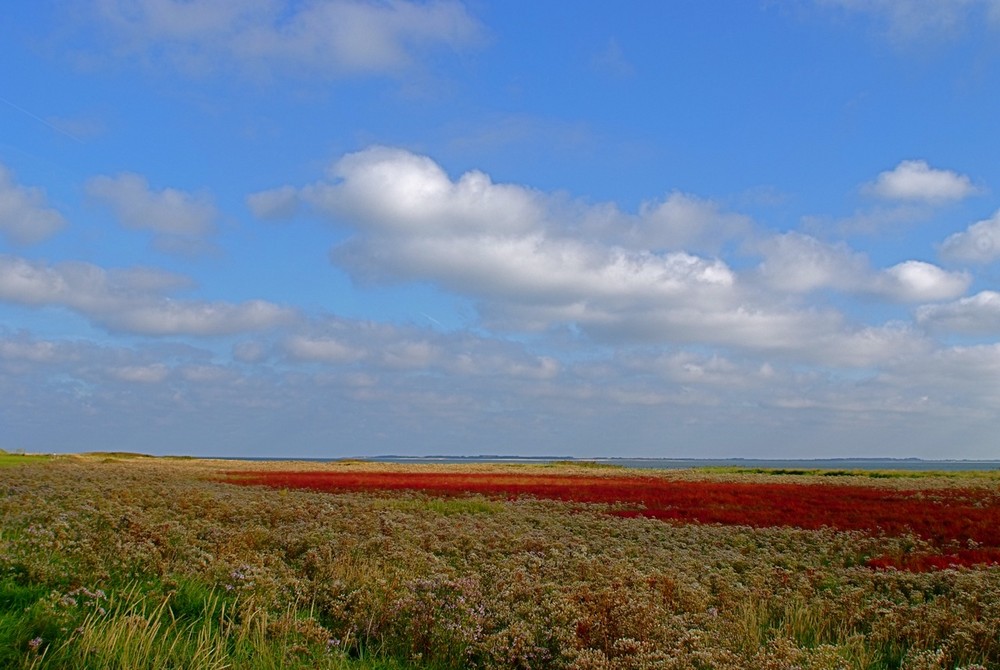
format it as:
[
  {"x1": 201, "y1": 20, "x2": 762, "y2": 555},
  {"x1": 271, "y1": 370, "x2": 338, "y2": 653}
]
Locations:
[{"x1": 223, "y1": 469, "x2": 1000, "y2": 570}]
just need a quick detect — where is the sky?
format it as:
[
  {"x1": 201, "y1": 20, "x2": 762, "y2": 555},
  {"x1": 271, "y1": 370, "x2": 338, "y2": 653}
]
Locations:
[{"x1": 2, "y1": 1, "x2": 1000, "y2": 459}]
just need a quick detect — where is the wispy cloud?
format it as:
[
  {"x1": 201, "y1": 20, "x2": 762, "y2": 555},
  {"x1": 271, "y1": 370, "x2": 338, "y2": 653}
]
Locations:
[
  {"x1": 0, "y1": 255, "x2": 295, "y2": 336},
  {"x1": 0, "y1": 96, "x2": 85, "y2": 143},
  {"x1": 86, "y1": 173, "x2": 216, "y2": 236},
  {"x1": 817, "y1": 0, "x2": 1000, "y2": 43},
  {"x1": 591, "y1": 37, "x2": 635, "y2": 78},
  {"x1": 446, "y1": 114, "x2": 596, "y2": 157},
  {"x1": 83, "y1": 0, "x2": 485, "y2": 77},
  {"x1": 86, "y1": 172, "x2": 218, "y2": 254}
]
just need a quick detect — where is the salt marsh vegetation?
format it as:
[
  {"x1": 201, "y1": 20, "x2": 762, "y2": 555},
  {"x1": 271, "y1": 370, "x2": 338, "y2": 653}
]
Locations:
[{"x1": 2, "y1": 456, "x2": 999, "y2": 669}]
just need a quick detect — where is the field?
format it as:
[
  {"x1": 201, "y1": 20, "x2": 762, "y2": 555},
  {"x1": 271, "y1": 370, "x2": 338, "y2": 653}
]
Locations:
[{"x1": 3, "y1": 457, "x2": 1000, "y2": 669}]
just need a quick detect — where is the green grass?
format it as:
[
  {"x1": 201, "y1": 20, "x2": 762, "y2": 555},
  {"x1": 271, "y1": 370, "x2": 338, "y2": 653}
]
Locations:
[
  {"x1": 0, "y1": 575, "x2": 423, "y2": 670},
  {"x1": 78, "y1": 452, "x2": 153, "y2": 459},
  {"x1": 0, "y1": 452, "x2": 51, "y2": 468}
]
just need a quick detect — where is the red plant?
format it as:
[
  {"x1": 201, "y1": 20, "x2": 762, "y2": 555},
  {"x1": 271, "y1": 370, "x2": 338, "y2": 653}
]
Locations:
[{"x1": 222, "y1": 470, "x2": 1000, "y2": 571}]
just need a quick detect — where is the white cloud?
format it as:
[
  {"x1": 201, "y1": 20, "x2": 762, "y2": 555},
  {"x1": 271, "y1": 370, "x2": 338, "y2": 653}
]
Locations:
[
  {"x1": 380, "y1": 340, "x2": 439, "y2": 369},
  {"x1": 247, "y1": 185, "x2": 299, "y2": 220},
  {"x1": 594, "y1": 305, "x2": 927, "y2": 367},
  {"x1": 0, "y1": 255, "x2": 295, "y2": 336},
  {"x1": 297, "y1": 147, "x2": 736, "y2": 320},
  {"x1": 273, "y1": 147, "x2": 753, "y2": 255},
  {"x1": 756, "y1": 233, "x2": 969, "y2": 302},
  {"x1": 255, "y1": 147, "x2": 962, "y2": 370},
  {"x1": 0, "y1": 256, "x2": 190, "y2": 313},
  {"x1": 89, "y1": 0, "x2": 484, "y2": 76},
  {"x1": 86, "y1": 172, "x2": 216, "y2": 237},
  {"x1": 756, "y1": 232, "x2": 868, "y2": 293},
  {"x1": 180, "y1": 365, "x2": 235, "y2": 383},
  {"x1": 880, "y1": 342, "x2": 1000, "y2": 411},
  {"x1": 0, "y1": 165, "x2": 66, "y2": 245},
  {"x1": 337, "y1": 235, "x2": 734, "y2": 308},
  {"x1": 874, "y1": 260, "x2": 970, "y2": 302},
  {"x1": 631, "y1": 192, "x2": 752, "y2": 251},
  {"x1": 803, "y1": 204, "x2": 930, "y2": 235},
  {"x1": 0, "y1": 338, "x2": 62, "y2": 363},
  {"x1": 499, "y1": 356, "x2": 559, "y2": 380},
  {"x1": 863, "y1": 160, "x2": 977, "y2": 203},
  {"x1": 282, "y1": 321, "x2": 561, "y2": 381},
  {"x1": 111, "y1": 363, "x2": 169, "y2": 383},
  {"x1": 917, "y1": 291, "x2": 1000, "y2": 334},
  {"x1": 304, "y1": 146, "x2": 544, "y2": 236},
  {"x1": 1, "y1": 318, "x2": 993, "y2": 458},
  {"x1": 645, "y1": 351, "x2": 743, "y2": 387},
  {"x1": 939, "y1": 209, "x2": 1000, "y2": 264},
  {"x1": 110, "y1": 299, "x2": 294, "y2": 336},
  {"x1": 286, "y1": 335, "x2": 365, "y2": 363},
  {"x1": 818, "y1": 323, "x2": 930, "y2": 367}
]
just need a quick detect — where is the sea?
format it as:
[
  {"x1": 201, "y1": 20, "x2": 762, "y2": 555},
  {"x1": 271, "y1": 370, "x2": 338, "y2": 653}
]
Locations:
[{"x1": 236, "y1": 455, "x2": 1000, "y2": 471}]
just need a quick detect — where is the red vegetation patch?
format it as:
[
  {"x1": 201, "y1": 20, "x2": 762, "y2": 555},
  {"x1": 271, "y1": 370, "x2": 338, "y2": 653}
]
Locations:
[{"x1": 223, "y1": 470, "x2": 1000, "y2": 571}]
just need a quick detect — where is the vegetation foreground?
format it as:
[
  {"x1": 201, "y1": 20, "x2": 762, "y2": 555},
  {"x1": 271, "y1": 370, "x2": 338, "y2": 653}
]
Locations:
[{"x1": 2, "y1": 456, "x2": 1000, "y2": 669}]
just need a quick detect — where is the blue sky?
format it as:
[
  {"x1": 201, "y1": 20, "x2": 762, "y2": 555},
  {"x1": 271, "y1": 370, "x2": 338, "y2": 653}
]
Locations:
[{"x1": 3, "y1": 1, "x2": 1000, "y2": 458}]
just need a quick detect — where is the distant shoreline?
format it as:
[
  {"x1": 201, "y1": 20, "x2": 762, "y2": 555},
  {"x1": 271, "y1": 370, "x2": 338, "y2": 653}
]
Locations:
[
  {"x1": 220, "y1": 455, "x2": 1000, "y2": 471},
  {"x1": 16, "y1": 451, "x2": 999, "y2": 471}
]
